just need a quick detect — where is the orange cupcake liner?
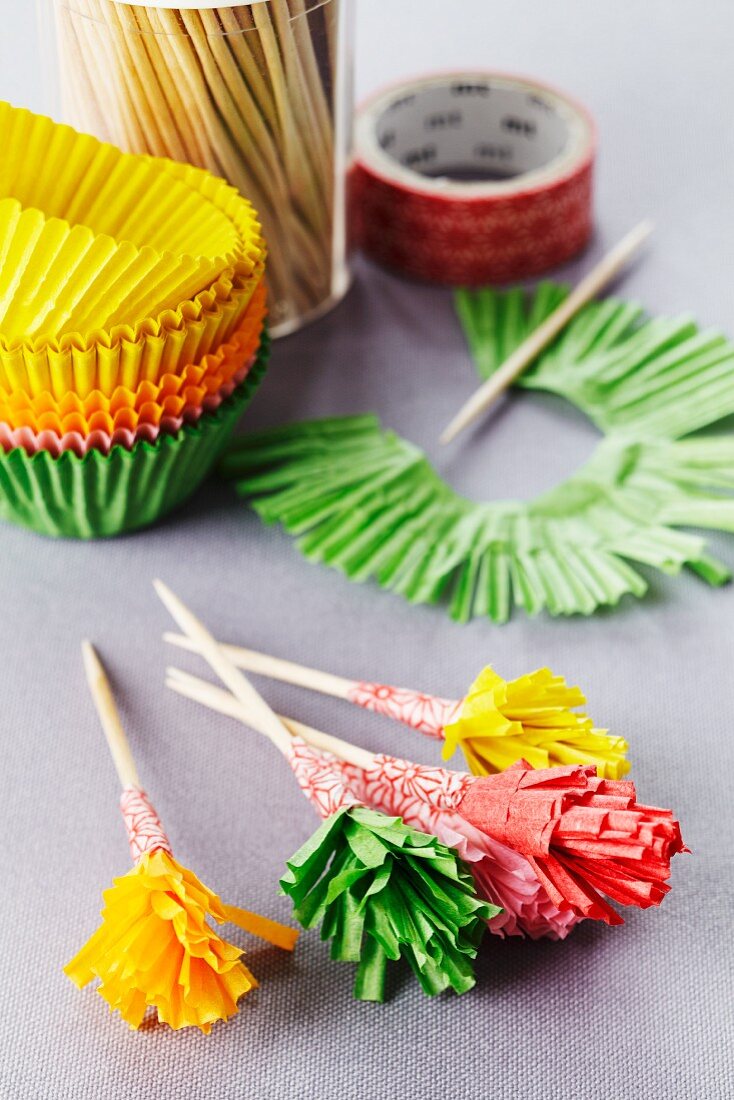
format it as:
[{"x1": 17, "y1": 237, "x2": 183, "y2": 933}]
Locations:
[{"x1": 0, "y1": 290, "x2": 265, "y2": 436}]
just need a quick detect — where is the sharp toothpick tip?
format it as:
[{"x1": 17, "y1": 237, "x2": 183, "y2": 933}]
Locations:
[
  {"x1": 81, "y1": 639, "x2": 100, "y2": 671},
  {"x1": 628, "y1": 219, "x2": 653, "y2": 246},
  {"x1": 153, "y1": 579, "x2": 179, "y2": 615}
]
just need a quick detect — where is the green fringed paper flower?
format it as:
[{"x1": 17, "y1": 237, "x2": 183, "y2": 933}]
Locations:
[
  {"x1": 281, "y1": 806, "x2": 495, "y2": 1001},
  {"x1": 221, "y1": 286, "x2": 734, "y2": 621}
]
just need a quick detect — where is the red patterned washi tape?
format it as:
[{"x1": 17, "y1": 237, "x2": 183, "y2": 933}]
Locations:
[
  {"x1": 287, "y1": 738, "x2": 361, "y2": 820},
  {"x1": 120, "y1": 786, "x2": 173, "y2": 862},
  {"x1": 346, "y1": 681, "x2": 461, "y2": 738},
  {"x1": 352, "y1": 72, "x2": 595, "y2": 285}
]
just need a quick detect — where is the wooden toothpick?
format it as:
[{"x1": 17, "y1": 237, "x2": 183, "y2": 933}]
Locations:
[
  {"x1": 153, "y1": 580, "x2": 292, "y2": 757},
  {"x1": 439, "y1": 220, "x2": 654, "y2": 445},
  {"x1": 165, "y1": 665, "x2": 374, "y2": 771},
  {"x1": 164, "y1": 631, "x2": 354, "y2": 701},
  {"x1": 81, "y1": 641, "x2": 140, "y2": 790}
]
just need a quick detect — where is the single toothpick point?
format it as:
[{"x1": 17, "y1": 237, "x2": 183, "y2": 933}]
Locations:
[
  {"x1": 81, "y1": 640, "x2": 140, "y2": 790},
  {"x1": 81, "y1": 639, "x2": 101, "y2": 679}
]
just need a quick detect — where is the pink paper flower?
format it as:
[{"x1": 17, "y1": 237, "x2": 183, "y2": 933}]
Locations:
[{"x1": 339, "y1": 759, "x2": 580, "y2": 940}]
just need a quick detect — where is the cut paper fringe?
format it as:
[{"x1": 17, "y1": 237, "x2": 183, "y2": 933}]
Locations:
[
  {"x1": 162, "y1": 635, "x2": 630, "y2": 780},
  {"x1": 456, "y1": 283, "x2": 734, "y2": 440},
  {"x1": 66, "y1": 645, "x2": 298, "y2": 1034},
  {"x1": 281, "y1": 739, "x2": 494, "y2": 1001},
  {"x1": 221, "y1": 284, "x2": 734, "y2": 621},
  {"x1": 442, "y1": 666, "x2": 629, "y2": 778},
  {"x1": 339, "y1": 757, "x2": 580, "y2": 941},
  {"x1": 348, "y1": 665, "x2": 628, "y2": 779},
  {"x1": 161, "y1": 663, "x2": 581, "y2": 939},
  {"x1": 153, "y1": 580, "x2": 495, "y2": 1005},
  {"x1": 66, "y1": 841, "x2": 263, "y2": 1032},
  {"x1": 347, "y1": 754, "x2": 685, "y2": 926},
  {"x1": 163, "y1": 657, "x2": 684, "y2": 940},
  {"x1": 65, "y1": 781, "x2": 297, "y2": 1031}
]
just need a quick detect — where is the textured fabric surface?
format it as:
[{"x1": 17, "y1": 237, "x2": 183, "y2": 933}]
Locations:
[{"x1": 1, "y1": 1, "x2": 734, "y2": 1097}]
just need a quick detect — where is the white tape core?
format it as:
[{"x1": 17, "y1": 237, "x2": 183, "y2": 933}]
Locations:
[{"x1": 357, "y1": 73, "x2": 593, "y2": 198}]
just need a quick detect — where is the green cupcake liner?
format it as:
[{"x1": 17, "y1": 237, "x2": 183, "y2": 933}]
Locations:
[{"x1": 0, "y1": 333, "x2": 269, "y2": 539}]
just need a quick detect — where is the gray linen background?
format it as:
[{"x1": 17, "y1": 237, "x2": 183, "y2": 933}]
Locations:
[{"x1": 1, "y1": 2, "x2": 733, "y2": 1097}]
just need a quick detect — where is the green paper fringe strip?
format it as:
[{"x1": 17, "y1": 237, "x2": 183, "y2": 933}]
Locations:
[
  {"x1": 0, "y1": 334, "x2": 269, "y2": 539},
  {"x1": 221, "y1": 287, "x2": 734, "y2": 622},
  {"x1": 280, "y1": 807, "x2": 495, "y2": 1002},
  {"x1": 456, "y1": 282, "x2": 734, "y2": 439}
]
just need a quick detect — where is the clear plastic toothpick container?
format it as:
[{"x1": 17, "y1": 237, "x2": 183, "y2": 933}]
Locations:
[{"x1": 40, "y1": 0, "x2": 355, "y2": 336}]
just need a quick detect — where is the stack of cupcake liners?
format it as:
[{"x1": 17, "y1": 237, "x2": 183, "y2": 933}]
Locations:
[{"x1": 0, "y1": 103, "x2": 269, "y2": 538}]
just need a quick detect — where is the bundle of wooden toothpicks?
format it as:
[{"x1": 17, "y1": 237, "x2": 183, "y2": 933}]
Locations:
[{"x1": 55, "y1": 0, "x2": 342, "y2": 329}]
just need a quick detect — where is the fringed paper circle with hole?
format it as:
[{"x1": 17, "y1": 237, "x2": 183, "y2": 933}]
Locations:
[{"x1": 220, "y1": 284, "x2": 734, "y2": 623}]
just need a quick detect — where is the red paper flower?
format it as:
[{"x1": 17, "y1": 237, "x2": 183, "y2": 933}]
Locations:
[
  {"x1": 358, "y1": 754, "x2": 686, "y2": 926},
  {"x1": 458, "y1": 762, "x2": 686, "y2": 924}
]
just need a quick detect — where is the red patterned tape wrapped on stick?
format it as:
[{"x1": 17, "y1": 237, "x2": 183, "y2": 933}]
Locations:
[{"x1": 352, "y1": 72, "x2": 596, "y2": 285}]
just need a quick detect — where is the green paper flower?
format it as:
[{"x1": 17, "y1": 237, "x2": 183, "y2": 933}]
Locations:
[
  {"x1": 221, "y1": 286, "x2": 734, "y2": 621},
  {"x1": 280, "y1": 807, "x2": 495, "y2": 1002}
]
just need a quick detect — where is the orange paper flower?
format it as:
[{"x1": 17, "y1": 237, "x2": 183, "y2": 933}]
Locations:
[{"x1": 65, "y1": 784, "x2": 297, "y2": 1033}]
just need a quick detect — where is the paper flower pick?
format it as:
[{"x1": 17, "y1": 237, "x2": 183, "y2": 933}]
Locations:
[
  {"x1": 220, "y1": 283, "x2": 734, "y2": 622},
  {"x1": 165, "y1": 668, "x2": 581, "y2": 942},
  {"x1": 164, "y1": 632, "x2": 629, "y2": 779},
  {"x1": 65, "y1": 641, "x2": 298, "y2": 1033},
  {"x1": 153, "y1": 581, "x2": 494, "y2": 1001},
  {"x1": 162, "y1": 664, "x2": 686, "y2": 930}
]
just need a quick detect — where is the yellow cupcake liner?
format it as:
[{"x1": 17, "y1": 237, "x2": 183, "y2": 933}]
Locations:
[
  {"x1": 0, "y1": 101, "x2": 247, "y2": 270},
  {"x1": 0, "y1": 196, "x2": 225, "y2": 343},
  {"x1": 0, "y1": 296, "x2": 265, "y2": 436},
  {"x1": 0, "y1": 268, "x2": 266, "y2": 400},
  {"x1": 0, "y1": 103, "x2": 266, "y2": 339},
  {"x1": 148, "y1": 157, "x2": 265, "y2": 274},
  {"x1": 88, "y1": 153, "x2": 267, "y2": 334}
]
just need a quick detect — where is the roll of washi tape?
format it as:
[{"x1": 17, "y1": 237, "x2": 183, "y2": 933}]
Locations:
[{"x1": 352, "y1": 72, "x2": 596, "y2": 285}]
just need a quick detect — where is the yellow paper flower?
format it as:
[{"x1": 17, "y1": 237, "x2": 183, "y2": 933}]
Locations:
[
  {"x1": 442, "y1": 666, "x2": 629, "y2": 779},
  {"x1": 65, "y1": 848, "x2": 297, "y2": 1033}
]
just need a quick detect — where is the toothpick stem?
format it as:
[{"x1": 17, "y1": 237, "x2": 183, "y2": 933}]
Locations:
[
  {"x1": 154, "y1": 581, "x2": 292, "y2": 756},
  {"x1": 81, "y1": 641, "x2": 140, "y2": 790},
  {"x1": 163, "y1": 631, "x2": 354, "y2": 700},
  {"x1": 165, "y1": 666, "x2": 374, "y2": 770}
]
